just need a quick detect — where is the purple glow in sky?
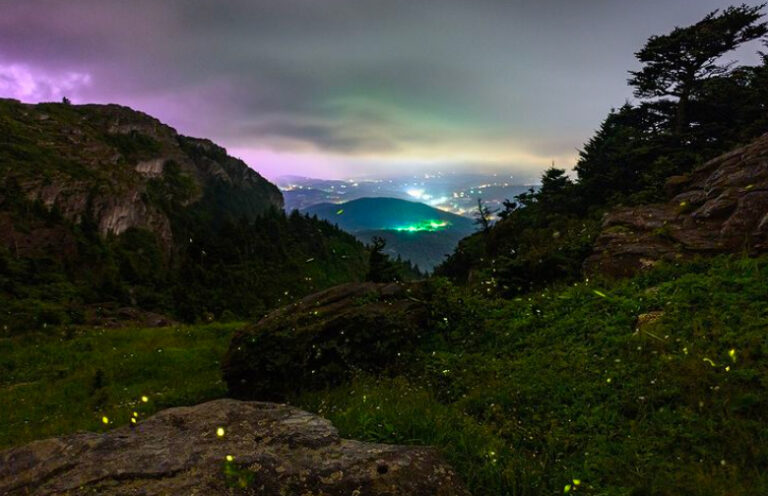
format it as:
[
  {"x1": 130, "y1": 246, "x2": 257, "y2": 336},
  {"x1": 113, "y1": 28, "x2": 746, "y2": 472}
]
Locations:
[
  {"x1": 1, "y1": 0, "x2": 765, "y2": 180},
  {"x1": 0, "y1": 63, "x2": 91, "y2": 101}
]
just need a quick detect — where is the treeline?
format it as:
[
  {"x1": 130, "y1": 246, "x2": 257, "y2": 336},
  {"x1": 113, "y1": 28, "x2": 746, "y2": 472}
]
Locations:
[
  {"x1": 437, "y1": 4, "x2": 768, "y2": 294},
  {"x1": 0, "y1": 177, "x2": 371, "y2": 330}
]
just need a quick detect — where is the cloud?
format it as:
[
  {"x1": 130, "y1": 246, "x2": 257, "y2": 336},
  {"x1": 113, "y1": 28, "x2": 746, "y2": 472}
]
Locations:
[
  {"x1": 0, "y1": 0, "x2": 764, "y2": 178},
  {"x1": 0, "y1": 63, "x2": 91, "y2": 102}
]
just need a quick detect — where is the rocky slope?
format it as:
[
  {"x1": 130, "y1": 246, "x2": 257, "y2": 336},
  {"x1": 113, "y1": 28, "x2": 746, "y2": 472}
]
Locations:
[
  {"x1": 0, "y1": 98, "x2": 282, "y2": 252},
  {"x1": 0, "y1": 99, "x2": 368, "y2": 325},
  {"x1": 586, "y1": 133, "x2": 768, "y2": 276},
  {"x1": 0, "y1": 399, "x2": 469, "y2": 495}
]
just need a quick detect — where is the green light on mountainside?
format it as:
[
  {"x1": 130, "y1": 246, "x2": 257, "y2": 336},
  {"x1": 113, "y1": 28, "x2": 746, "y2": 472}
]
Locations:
[{"x1": 391, "y1": 220, "x2": 449, "y2": 232}]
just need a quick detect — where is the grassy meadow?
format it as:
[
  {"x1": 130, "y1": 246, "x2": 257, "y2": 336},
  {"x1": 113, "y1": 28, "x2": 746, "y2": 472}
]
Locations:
[
  {"x1": 2, "y1": 256, "x2": 768, "y2": 495},
  {"x1": 0, "y1": 323, "x2": 238, "y2": 449}
]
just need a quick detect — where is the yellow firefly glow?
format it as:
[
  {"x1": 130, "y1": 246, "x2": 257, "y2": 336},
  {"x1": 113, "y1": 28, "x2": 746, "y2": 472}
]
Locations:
[{"x1": 216, "y1": 427, "x2": 225, "y2": 437}]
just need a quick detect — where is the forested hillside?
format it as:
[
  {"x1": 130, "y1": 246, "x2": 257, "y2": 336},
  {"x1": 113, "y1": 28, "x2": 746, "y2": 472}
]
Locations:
[{"x1": 0, "y1": 99, "x2": 368, "y2": 329}]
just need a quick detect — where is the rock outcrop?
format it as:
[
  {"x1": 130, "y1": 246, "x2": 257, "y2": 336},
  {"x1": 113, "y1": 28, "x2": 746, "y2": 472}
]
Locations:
[
  {"x1": 586, "y1": 133, "x2": 768, "y2": 276},
  {"x1": 0, "y1": 98, "x2": 282, "y2": 254},
  {"x1": 223, "y1": 282, "x2": 431, "y2": 401},
  {"x1": 0, "y1": 399, "x2": 469, "y2": 495}
]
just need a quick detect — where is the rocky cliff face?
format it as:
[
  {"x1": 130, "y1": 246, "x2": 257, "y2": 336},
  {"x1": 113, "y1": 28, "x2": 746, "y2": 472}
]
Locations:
[
  {"x1": 0, "y1": 98, "x2": 282, "y2": 252},
  {"x1": 586, "y1": 133, "x2": 768, "y2": 276},
  {"x1": 0, "y1": 399, "x2": 469, "y2": 495}
]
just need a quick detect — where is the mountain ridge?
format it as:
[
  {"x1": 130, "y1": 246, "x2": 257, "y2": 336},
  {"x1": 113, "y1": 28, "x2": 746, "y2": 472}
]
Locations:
[
  {"x1": 0, "y1": 98, "x2": 282, "y2": 252},
  {"x1": 0, "y1": 98, "x2": 367, "y2": 326}
]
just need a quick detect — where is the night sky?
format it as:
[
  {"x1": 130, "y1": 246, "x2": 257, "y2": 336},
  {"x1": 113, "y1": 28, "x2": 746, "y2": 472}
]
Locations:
[{"x1": 1, "y1": 1, "x2": 764, "y2": 179}]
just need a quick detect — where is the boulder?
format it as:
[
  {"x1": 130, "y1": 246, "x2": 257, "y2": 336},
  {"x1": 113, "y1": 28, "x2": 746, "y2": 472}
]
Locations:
[
  {"x1": 0, "y1": 399, "x2": 469, "y2": 496},
  {"x1": 223, "y1": 282, "x2": 431, "y2": 401},
  {"x1": 586, "y1": 133, "x2": 768, "y2": 276}
]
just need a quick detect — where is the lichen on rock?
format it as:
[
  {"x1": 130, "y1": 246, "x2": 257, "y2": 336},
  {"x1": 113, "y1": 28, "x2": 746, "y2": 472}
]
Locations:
[
  {"x1": 586, "y1": 133, "x2": 768, "y2": 276},
  {"x1": 0, "y1": 399, "x2": 469, "y2": 495}
]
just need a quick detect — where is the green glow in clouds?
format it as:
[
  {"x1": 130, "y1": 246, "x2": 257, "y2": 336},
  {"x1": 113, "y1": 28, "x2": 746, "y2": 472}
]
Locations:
[{"x1": 392, "y1": 220, "x2": 449, "y2": 232}]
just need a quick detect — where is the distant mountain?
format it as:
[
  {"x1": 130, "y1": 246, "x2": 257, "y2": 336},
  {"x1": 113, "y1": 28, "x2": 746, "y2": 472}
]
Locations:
[
  {"x1": 354, "y1": 229, "x2": 472, "y2": 272},
  {"x1": 304, "y1": 197, "x2": 476, "y2": 270},
  {"x1": 304, "y1": 197, "x2": 474, "y2": 232},
  {"x1": 278, "y1": 174, "x2": 536, "y2": 216}
]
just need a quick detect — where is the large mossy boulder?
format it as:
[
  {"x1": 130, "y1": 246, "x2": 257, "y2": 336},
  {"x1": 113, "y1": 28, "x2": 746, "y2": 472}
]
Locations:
[{"x1": 223, "y1": 282, "x2": 432, "y2": 401}]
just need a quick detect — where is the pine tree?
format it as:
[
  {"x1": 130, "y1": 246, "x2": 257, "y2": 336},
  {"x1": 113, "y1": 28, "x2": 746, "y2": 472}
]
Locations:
[{"x1": 628, "y1": 4, "x2": 767, "y2": 134}]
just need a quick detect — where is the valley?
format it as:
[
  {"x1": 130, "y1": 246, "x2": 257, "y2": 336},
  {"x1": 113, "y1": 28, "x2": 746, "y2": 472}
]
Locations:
[{"x1": 304, "y1": 196, "x2": 476, "y2": 271}]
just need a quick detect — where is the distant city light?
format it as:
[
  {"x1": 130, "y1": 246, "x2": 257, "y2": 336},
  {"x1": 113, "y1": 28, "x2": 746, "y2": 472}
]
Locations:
[
  {"x1": 426, "y1": 196, "x2": 449, "y2": 206},
  {"x1": 391, "y1": 220, "x2": 449, "y2": 232},
  {"x1": 406, "y1": 188, "x2": 425, "y2": 199}
]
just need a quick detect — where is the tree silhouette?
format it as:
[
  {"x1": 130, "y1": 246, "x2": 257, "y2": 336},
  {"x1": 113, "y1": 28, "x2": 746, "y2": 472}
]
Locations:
[
  {"x1": 628, "y1": 4, "x2": 767, "y2": 134},
  {"x1": 498, "y1": 199, "x2": 518, "y2": 220},
  {"x1": 366, "y1": 236, "x2": 398, "y2": 282},
  {"x1": 473, "y1": 198, "x2": 496, "y2": 234}
]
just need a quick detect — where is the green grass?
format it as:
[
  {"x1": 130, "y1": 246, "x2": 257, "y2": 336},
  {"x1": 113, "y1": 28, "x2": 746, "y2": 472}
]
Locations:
[
  {"x1": 0, "y1": 322, "x2": 238, "y2": 449},
  {"x1": 3, "y1": 256, "x2": 768, "y2": 495},
  {"x1": 295, "y1": 256, "x2": 768, "y2": 495}
]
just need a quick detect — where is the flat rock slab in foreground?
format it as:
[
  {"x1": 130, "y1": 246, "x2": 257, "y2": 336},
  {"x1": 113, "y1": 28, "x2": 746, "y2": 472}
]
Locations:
[{"x1": 0, "y1": 399, "x2": 469, "y2": 496}]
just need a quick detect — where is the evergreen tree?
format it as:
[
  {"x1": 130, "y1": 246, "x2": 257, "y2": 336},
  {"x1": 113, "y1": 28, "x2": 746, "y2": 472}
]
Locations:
[
  {"x1": 473, "y1": 198, "x2": 495, "y2": 233},
  {"x1": 629, "y1": 4, "x2": 767, "y2": 134},
  {"x1": 366, "y1": 236, "x2": 399, "y2": 283}
]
